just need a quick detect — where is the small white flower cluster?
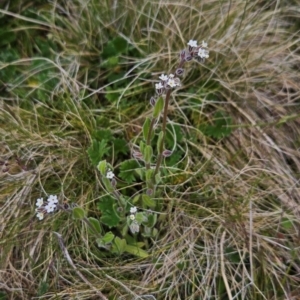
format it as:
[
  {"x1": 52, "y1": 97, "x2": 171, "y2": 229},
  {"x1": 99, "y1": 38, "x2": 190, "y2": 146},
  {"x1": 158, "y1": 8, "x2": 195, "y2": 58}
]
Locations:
[
  {"x1": 155, "y1": 73, "x2": 181, "y2": 95},
  {"x1": 129, "y1": 206, "x2": 139, "y2": 234},
  {"x1": 129, "y1": 206, "x2": 137, "y2": 220},
  {"x1": 181, "y1": 39, "x2": 209, "y2": 62},
  {"x1": 106, "y1": 169, "x2": 115, "y2": 179},
  {"x1": 35, "y1": 195, "x2": 58, "y2": 220}
]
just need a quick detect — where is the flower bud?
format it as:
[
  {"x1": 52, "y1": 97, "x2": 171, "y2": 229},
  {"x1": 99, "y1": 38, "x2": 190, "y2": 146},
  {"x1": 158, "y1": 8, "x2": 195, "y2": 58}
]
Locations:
[
  {"x1": 185, "y1": 55, "x2": 192, "y2": 62},
  {"x1": 150, "y1": 96, "x2": 156, "y2": 106},
  {"x1": 132, "y1": 150, "x2": 143, "y2": 160},
  {"x1": 175, "y1": 68, "x2": 184, "y2": 76},
  {"x1": 146, "y1": 188, "x2": 153, "y2": 196},
  {"x1": 180, "y1": 50, "x2": 186, "y2": 61},
  {"x1": 162, "y1": 149, "x2": 173, "y2": 157}
]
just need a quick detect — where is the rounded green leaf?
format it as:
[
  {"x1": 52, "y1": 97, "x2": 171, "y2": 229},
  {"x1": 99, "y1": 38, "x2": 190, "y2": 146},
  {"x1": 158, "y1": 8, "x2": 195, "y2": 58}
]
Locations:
[
  {"x1": 144, "y1": 145, "x2": 153, "y2": 164},
  {"x1": 142, "y1": 194, "x2": 156, "y2": 208},
  {"x1": 88, "y1": 217, "x2": 102, "y2": 234},
  {"x1": 97, "y1": 160, "x2": 107, "y2": 175},
  {"x1": 102, "y1": 231, "x2": 115, "y2": 244},
  {"x1": 124, "y1": 244, "x2": 149, "y2": 258},
  {"x1": 157, "y1": 131, "x2": 164, "y2": 154},
  {"x1": 153, "y1": 97, "x2": 164, "y2": 118},
  {"x1": 112, "y1": 237, "x2": 127, "y2": 254},
  {"x1": 143, "y1": 117, "x2": 151, "y2": 141},
  {"x1": 72, "y1": 207, "x2": 86, "y2": 219}
]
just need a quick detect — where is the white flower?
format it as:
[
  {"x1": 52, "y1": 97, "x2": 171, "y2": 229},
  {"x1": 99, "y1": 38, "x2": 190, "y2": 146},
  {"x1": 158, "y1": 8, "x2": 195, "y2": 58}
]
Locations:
[
  {"x1": 167, "y1": 78, "x2": 177, "y2": 88},
  {"x1": 130, "y1": 206, "x2": 137, "y2": 214},
  {"x1": 187, "y1": 39, "x2": 198, "y2": 47},
  {"x1": 45, "y1": 202, "x2": 56, "y2": 213},
  {"x1": 155, "y1": 82, "x2": 164, "y2": 90},
  {"x1": 169, "y1": 74, "x2": 175, "y2": 78},
  {"x1": 106, "y1": 170, "x2": 115, "y2": 179},
  {"x1": 47, "y1": 195, "x2": 58, "y2": 204},
  {"x1": 201, "y1": 40, "x2": 208, "y2": 48},
  {"x1": 36, "y1": 212, "x2": 44, "y2": 220},
  {"x1": 129, "y1": 214, "x2": 135, "y2": 220},
  {"x1": 36, "y1": 198, "x2": 44, "y2": 207},
  {"x1": 198, "y1": 48, "x2": 209, "y2": 59},
  {"x1": 159, "y1": 74, "x2": 168, "y2": 81},
  {"x1": 129, "y1": 221, "x2": 140, "y2": 234}
]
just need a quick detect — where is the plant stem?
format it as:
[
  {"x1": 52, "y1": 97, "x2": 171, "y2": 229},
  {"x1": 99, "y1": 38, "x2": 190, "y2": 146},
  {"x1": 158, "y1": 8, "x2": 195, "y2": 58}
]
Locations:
[
  {"x1": 153, "y1": 89, "x2": 172, "y2": 177},
  {"x1": 145, "y1": 117, "x2": 157, "y2": 170}
]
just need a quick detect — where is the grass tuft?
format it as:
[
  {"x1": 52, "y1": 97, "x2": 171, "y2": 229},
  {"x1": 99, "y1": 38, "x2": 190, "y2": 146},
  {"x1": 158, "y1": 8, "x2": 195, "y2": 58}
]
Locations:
[{"x1": 1, "y1": 0, "x2": 300, "y2": 299}]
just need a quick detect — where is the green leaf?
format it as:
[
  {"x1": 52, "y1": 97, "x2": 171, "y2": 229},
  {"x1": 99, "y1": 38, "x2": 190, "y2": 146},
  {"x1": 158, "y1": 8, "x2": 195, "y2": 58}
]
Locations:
[
  {"x1": 92, "y1": 129, "x2": 112, "y2": 141},
  {"x1": 154, "y1": 172, "x2": 161, "y2": 184},
  {"x1": 101, "y1": 42, "x2": 117, "y2": 59},
  {"x1": 72, "y1": 207, "x2": 86, "y2": 219},
  {"x1": 157, "y1": 131, "x2": 164, "y2": 153},
  {"x1": 143, "y1": 117, "x2": 151, "y2": 141},
  {"x1": 98, "y1": 196, "x2": 121, "y2": 227},
  {"x1": 102, "y1": 177, "x2": 114, "y2": 192},
  {"x1": 97, "y1": 160, "x2": 107, "y2": 175},
  {"x1": 118, "y1": 159, "x2": 140, "y2": 183},
  {"x1": 37, "y1": 281, "x2": 48, "y2": 296},
  {"x1": 144, "y1": 145, "x2": 153, "y2": 164},
  {"x1": 124, "y1": 244, "x2": 149, "y2": 258},
  {"x1": 87, "y1": 139, "x2": 110, "y2": 166},
  {"x1": 140, "y1": 141, "x2": 145, "y2": 155},
  {"x1": 145, "y1": 169, "x2": 154, "y2": 182},
  {"x1": 143, "y1": 214, "x2": 157, "y2": 228},
  {"x1": 165, "y1": 123, "x2": 183, "y2": 148},
  {"x1": 102, "y1": 231, "x2": 115, "y2": 244},
  {"x1": 142, "y1": 194, "x2": 156, "y2": 208},
  {"x1": 112, "y1": 37, "x2": 128, "y2": 53},
  {"x1": 96, "y1": 231, "x2": 115, "y2": 247},
  {"x1": 200, "y1": 111, "x2": 233, "y2": 139},
  {"x1": 88, "y1": 217, "x2": 102, "y2": 234},
  {"x1": 153, "y1": 97, "x2": 164, "y2": 118},
  {"x1": 113, "y1": 138, "x2": 129, "y2": 155},
  {"x1": 135, "y1": 212, "x2": 147, "y2": 224},
  {"x1": 152, "y1": 228, "x2": 158, "y2": 237},
  {"x1": 112, "y1": 237, "x2": 127, "y2": 254},
  {"x1": 104, "y1": 87, "x2": 120, "y2": 102},
  {"x1": 281, "y1": 217, "x2": 293, "y2": 230}
]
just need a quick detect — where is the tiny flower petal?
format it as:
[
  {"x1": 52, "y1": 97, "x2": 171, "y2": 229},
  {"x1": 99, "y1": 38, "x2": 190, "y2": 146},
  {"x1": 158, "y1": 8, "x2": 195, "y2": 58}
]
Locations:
[
  {"x1": 174, "y1": 77, "x2": 181, "y2": 87},
  {"x1": 130, "y1": 206, "x2": 137, "y2": 214},
  {"x1": 198, "y1": 48, "x2": 209, "y2": 59},
  {"x1": 48, "y1": 195, "x2": 58, "y2": 204},
  {"x1": 36, "y1": 198, "x2": 44, "y2": 207},
  {"x1": 36, "y1": 212, "x2": 44, "y2": 220},
  {"x1": 129, "y1": 221, "x2": 140, "y2": 234},
  {"x1": 106, "y1": 170, "x2": 115, "y2": 179},
  {"x1": 201, "y1": 40, "x2": 208, "y2": 48},
  {"x1": 129, "y1": 214, "x2": 135, "y2": 220},
  {"x1": 45, "y1": 202, "x2": 56, "y2": 213},
  {"x1": 167, "y1": 79, "x2": 177, "y2": 88},
  {"x1": 155, "y1": 82, "x2": 164, "y2": 90},
  {"x1": 159, "y1": 74, "x2": 168, "y2": 81},
  {"x1": 187, "y1": 40, "x2": 198, "y2": 47},
  {"x1": 169, "y1": 74, "x2": 175, "y2": 78}
]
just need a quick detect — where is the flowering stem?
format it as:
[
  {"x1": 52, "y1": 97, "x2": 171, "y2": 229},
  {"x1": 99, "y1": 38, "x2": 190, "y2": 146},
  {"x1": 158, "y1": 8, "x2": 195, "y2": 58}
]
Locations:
[
  {"x1": 145, "y1": 117, "x2": 157, "y2": 170},
  {"x1": 153, "y1": 89, "x2": 172, "y2": 177}
]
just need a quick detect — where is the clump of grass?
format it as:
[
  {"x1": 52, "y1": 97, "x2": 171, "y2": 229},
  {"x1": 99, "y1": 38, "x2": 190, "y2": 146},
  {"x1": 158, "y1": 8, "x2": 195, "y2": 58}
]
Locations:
[{"x1": 1, "y1": 0, "x2": 300, "y2": 299}]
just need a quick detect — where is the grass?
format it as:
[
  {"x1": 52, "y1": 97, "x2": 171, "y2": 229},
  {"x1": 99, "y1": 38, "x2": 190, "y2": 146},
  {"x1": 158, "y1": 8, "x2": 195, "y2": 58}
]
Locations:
[{"x1": 1, "y1": 0, "x2": 300, "y2": 299}]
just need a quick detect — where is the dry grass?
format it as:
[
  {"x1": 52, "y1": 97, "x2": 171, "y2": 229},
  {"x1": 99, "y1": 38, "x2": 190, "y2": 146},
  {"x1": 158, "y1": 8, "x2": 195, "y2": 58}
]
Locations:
[{"x1": 1, "y1": 0, "x2": 300, "y2": 299}]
